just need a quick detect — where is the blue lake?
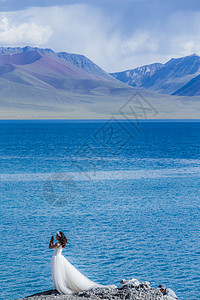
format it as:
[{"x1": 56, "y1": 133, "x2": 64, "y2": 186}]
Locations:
[{"x1": 0, "y1": 120, "x2": 199, "y2": 300}]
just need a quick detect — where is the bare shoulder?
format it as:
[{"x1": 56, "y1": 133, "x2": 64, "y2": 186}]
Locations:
[{"x1": 55, "y1": 242, "x2": 61, "y2": 248}]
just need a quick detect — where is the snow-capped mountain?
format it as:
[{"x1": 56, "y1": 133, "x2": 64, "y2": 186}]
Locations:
[
  {"x1": 111, "y1": 63, "x2": 163, "y2": 88},
  {"x1": 110, "y1": 54, "x2": 200, "y2": 96},
  {"x1": 0, "y1": 46, "x2": 200, "y2": 119}
]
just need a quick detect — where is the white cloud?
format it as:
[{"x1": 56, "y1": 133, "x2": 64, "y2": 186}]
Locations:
[
  {"x1": 163, "y1": 11, "x2": 200, "y2": 57},
  {"x1": 26, "y1": 5, "x2": 160, "y2": 71},
  {"x1": 0, "y1": 12, "x2": 52, "y2": 45},
  {"x1": 1, "y1": 5, "x2": 200, "y2": 72}
]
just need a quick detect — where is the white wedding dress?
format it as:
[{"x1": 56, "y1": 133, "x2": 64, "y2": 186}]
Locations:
[{"x1": 51, "y1": 244, "x2": 113, "y2": 294}]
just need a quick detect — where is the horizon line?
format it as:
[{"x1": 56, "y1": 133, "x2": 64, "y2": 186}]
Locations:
[{"x1": 0, "y1": 119, "x2": 200, "y2": 122}]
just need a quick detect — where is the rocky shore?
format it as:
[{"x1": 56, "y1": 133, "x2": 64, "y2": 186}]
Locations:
[{"x1": 19, "y1": 281, "x2": 175, "y2": 300}]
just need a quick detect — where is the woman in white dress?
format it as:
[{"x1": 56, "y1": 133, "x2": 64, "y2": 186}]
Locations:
[{"x1": 49, "y1": 231, "x2": 109, "y2": 295}]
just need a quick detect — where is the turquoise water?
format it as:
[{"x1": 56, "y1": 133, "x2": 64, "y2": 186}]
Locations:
[{"x1": 0, "y1": 120, "x2": 199, "y2": 300}]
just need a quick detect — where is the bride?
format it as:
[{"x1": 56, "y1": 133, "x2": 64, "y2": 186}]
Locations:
[{"x1": 49, "y1": 231, "x2": 115, "y2": 294}]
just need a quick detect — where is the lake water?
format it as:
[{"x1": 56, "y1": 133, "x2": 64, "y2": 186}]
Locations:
[{"x1": 0, "y1": 120, "x2": 199, "y2": 300}]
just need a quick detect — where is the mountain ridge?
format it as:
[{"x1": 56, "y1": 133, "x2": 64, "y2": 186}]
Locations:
[
  {"x1": 110, "y1": 53, "x2": 200, "y2": 96},
  {"x1": 0, "y1": 46, "x2": 114, "y2": 80},
  {"x1": 0, "y1": 46, "x2": 200, "y2": 119},
  {"x1": 173, "y1": 73, "x2": 200, "y2": 96}
]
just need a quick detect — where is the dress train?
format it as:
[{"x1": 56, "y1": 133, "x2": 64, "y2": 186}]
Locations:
[{"x1": 51, "y1": 245, "x2": 114, "y2": 294}]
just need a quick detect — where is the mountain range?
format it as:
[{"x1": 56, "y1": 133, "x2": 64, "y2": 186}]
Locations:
[
  {"x1": 0, "y1": 46, "x2": 135, "y2": 118},
  {"x1": 110, "y1": 54, "x2": 200, "y2": 96},
  {"x1": 0, "y1": 46, "x2": 200, "y2": 119}
]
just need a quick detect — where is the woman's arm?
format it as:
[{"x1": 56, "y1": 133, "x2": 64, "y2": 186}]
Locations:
[
  {"x1": 49, "y1": 236, "x2": 60, "y2": 249},
  {"x1": 49, "y1": 236, "x2": 54, "y2": 249}
]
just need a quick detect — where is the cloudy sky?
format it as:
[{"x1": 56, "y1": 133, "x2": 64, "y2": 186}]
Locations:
[{"x1": 0, "y1": 0, "x2": 200, "y2": 72}]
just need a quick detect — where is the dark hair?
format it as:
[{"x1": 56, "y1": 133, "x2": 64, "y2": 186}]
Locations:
[{"x1": 58, "y1": 231, "x2": 68, "y2": 248}]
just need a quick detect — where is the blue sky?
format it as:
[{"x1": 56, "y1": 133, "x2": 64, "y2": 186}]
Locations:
[{"x1": 0, "y1": 0, "x2": 200, "y2": 72}]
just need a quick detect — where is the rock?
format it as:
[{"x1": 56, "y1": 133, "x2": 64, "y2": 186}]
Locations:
[
  {"x1": 78, "y1": 285, "x2": 164, "y2": 299},
  {"x1": 19, "y1": 283, "x2": 169, "y2": 300},
  {"x1": 120, "y1": 277, "x2": 141, "y2": 288}
]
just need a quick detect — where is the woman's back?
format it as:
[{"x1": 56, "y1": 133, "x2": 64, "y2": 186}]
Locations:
[{"x1": 53, "y1": 244, "x2": 63, "y2": 256}]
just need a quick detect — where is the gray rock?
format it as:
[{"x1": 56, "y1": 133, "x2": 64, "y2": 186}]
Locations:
[{"x1": 19, "y1": 284, "x2": 168, "y2": 300}]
